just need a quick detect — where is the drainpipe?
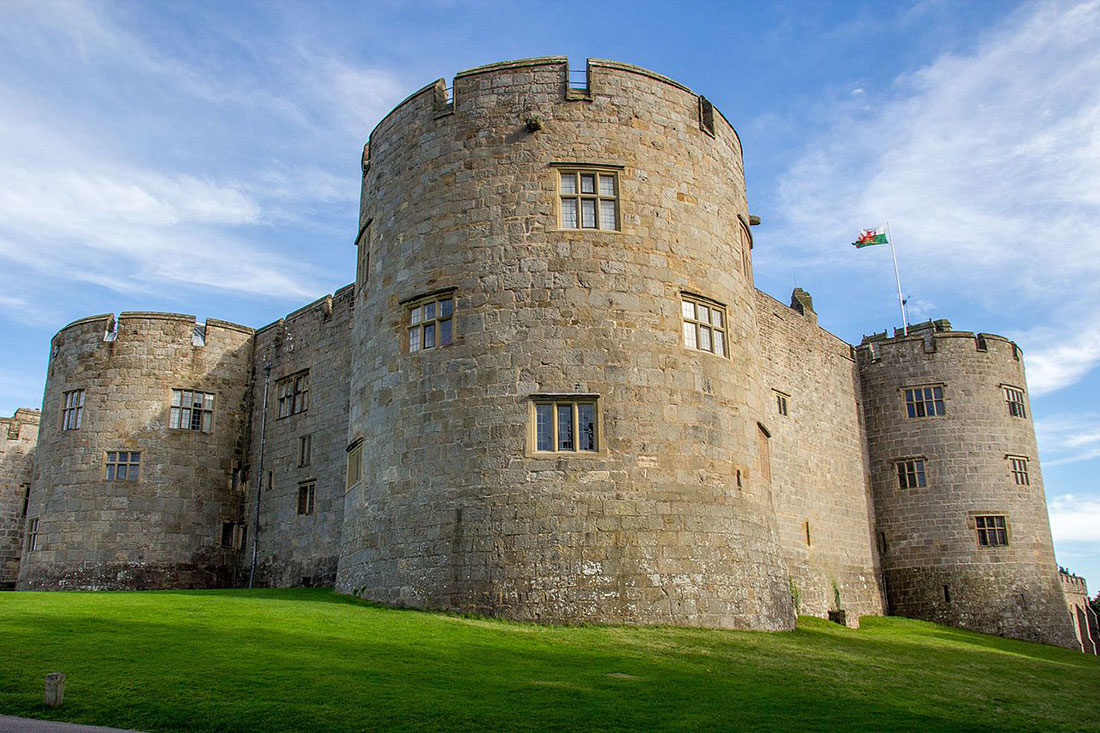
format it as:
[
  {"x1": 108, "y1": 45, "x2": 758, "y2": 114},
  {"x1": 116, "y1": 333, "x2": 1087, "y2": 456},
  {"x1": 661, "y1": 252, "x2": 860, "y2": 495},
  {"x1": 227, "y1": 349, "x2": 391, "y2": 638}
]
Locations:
[{"x1": 248, "y1": 362, "x2": 272, "y2": 589}]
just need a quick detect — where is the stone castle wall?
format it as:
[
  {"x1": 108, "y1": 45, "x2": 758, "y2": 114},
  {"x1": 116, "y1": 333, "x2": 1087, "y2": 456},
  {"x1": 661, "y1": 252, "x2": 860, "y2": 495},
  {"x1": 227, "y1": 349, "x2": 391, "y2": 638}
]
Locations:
[
  {"x1": 1061, "y1": 571, "x2": 1098, "y2": 654},
  {"x1": 244, "y1": 286, "x2": 353, "y2": 587},
  {"x1": 17, "y1": 312, "x2": 253, "y2": 590},
  {"x1": 338, "y1": 57, "x2": 794, "y2": 629},
  {"x1": 858, "y1": 325, "x2": 1079, "y2": 648},
  {"x1": 755, "y1": 291, "x2": 885, "y2": 624},
  {"x1": 1, "y1": 409, "x2": 39, "y2": 588}
]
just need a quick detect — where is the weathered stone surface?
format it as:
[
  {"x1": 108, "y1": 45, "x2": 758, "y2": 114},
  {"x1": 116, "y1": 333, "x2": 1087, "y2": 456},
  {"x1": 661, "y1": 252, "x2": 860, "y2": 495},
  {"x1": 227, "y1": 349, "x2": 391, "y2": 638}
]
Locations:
[
  {"x1": 0, "y1": 409, "x2": 38, "y2": 588},
  {"x1": 16, "y1": 313, "x2": 253, "y2": 590},
  {"x1": 858, "y1": 325, "x2": 1078, "y2": 648}
]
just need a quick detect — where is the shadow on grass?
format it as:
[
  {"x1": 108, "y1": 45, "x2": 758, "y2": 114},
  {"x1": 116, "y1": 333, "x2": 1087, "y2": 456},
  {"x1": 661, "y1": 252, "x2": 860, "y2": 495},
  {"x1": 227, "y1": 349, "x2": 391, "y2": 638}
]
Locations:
[{"x1": 1, "y1": 591, "x2": 1096, "y2": 732}]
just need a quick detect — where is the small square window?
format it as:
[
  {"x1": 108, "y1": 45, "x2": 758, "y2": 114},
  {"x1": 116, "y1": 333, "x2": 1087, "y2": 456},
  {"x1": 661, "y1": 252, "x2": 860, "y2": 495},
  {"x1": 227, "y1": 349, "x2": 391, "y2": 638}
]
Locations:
[
  {"x1": 61, "y1": 389, "x2": 84, "y2": 430},
  {"x1": 559, "y1": 170, "x2": 619, "y2": 231},
  {"x1": 531, "y1": 398, "x2": 599, "y2": 453},
  {"x1": 904, "y1": 386, "x2": 945, "y2": 418},
  {"x1": 277, "y1": 372, "x2": 310, "y2": 419},
  {"x1": 406, "y1": 294, "x2": 455, "y2": 353},
  {"x1": 169, "y1": 389, "x2": 215, "y2": 432},
  {"x1": 105, "y1": 451, "x2": 141, "y2": 481},
  {"x1": 896, "y1": 458, "x2": 927, "y2": 488},
  {"x1": 976, "y1": 515, "x2": 1008, "y2": 546},
  {"x1": 681, "y1": 296, "x2": 729, "y2": 357},
  {"x1": 1004, "y1": 387, "x2": 1026, "y2": 418},
  {"x1": 298, "y1": 482, "x2": 316, "y2": 515}
]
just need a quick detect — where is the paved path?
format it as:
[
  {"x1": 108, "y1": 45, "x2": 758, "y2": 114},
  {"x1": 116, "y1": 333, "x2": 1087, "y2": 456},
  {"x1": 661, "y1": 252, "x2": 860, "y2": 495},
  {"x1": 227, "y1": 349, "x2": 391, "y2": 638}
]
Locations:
[{"x1": 0, "y1": 716, "x2": 141, "y2": 733}]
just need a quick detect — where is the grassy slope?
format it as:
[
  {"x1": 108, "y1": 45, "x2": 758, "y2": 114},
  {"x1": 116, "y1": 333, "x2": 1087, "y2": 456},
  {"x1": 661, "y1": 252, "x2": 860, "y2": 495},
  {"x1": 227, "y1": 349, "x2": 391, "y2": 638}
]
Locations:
[{"x1": 0, "y1": 589, "x2": 1096, "y2": 732}]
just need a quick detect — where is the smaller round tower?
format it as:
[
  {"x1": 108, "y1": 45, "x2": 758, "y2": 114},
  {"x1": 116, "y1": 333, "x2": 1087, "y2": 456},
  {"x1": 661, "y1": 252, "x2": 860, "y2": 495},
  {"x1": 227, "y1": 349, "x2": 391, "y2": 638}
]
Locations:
[
  {"x1": 857, "y1": 321, "x2": 1077, "y2": 648},
  {"x1": 17, "y1": 312, "x2": 253, "y2": 590}
]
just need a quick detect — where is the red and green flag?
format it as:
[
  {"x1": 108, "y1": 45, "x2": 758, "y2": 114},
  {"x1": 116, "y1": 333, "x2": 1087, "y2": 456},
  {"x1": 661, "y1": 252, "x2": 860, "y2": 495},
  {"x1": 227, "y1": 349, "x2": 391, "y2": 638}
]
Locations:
[{"x1": 852, "y1": 225, "x2": 889, "y2": 248}]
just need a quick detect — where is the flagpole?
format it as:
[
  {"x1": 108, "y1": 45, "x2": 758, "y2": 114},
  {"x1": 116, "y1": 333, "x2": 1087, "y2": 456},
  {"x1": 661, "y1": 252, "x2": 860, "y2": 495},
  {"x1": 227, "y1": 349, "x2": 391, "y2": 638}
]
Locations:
[{"x1": 885, "y1": 220, "x2": 909, "y2": 334}]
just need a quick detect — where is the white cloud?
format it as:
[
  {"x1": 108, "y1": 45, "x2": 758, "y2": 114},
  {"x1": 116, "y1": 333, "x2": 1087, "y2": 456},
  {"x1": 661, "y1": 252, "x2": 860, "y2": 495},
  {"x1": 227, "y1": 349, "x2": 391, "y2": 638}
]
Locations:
[
  {"x1": 1035, "y1": 411, "x2": 1100, "y2": 466},
  {"x1": 1048, "y1": 494, "x2": 1100, "y2": 544},
  {"x1": 765, "y1": 1, "x2": 1100, "y2": 395}
]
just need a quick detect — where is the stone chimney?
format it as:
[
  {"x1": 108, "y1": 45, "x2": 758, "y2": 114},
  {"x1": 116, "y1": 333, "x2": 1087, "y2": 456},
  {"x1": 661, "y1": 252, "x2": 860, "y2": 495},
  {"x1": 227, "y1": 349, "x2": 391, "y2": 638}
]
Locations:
[{"x1": 790, "y1": 288, "x2": 817, "y2": 325}]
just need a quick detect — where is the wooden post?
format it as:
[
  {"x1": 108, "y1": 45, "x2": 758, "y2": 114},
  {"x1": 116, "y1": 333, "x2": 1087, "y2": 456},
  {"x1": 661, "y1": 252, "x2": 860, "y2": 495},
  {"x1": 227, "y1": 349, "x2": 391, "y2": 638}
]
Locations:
[{"x1": 44, "y1": 672, "x2": 65, "y2": 708}]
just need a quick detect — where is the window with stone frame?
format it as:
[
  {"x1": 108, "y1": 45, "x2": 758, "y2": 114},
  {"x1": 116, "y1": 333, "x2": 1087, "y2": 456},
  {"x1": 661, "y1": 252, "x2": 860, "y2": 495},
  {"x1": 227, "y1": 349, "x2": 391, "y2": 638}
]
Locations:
[
  {"x1": 26, "y1": 517, "x2": 40, "y2": 551},
  {"x1": 105, "y1": 451, "x2": 141, "y2": 481},
  {"x1": 1008, "y1": 455, "x2": 1030, "y2": 486},
  {"x1": 20, "y1": 483, "x2": 30, "y2": 517},
  {"x1": 61, "y1": 389, "x2": 84, "y2": 430},
  {"x1": 681, "y1": 295, "x2": 729, "y2": 357},
  {"x1": 298, "y1": 434, "x2": 312, "y2": 468},
  {"x1": 1003, "y1": 386, "x2": 1026, "y2": 418},
  {"x1": 220, "y1": 521, "x2": 245, "y2": 549},
  {"x1": 407, "y1": 293, "x2": 454, "y2": 353},
  {"x1": 975, "y1": 515, "x2": 1008, "y2": 547},
  {"x1": 558, "y1": 169, "x2": 619, "y2": 230},
  {"x1": 896, "y1": 458, "x2": 927, "y2": 488},
  {"x1": 346, "y1": 440, "x2": 363, "y2": 489},
  {"x1": 276, "y1": 371, "x2": 309, "y2": 419},
  {"x1": 904, "y1": 385, "x2": 945, "y2": 418},
  {"x1": 531, "y1": 398, "x2": 599, "y2": 453},
  {"x1": 297, "y1": 482, "x2": 316, "y2": 516},
  {"x1": 775, "y1": 391, "x2": 790, "y2": 417},
  {"x1": 169, "y1": 389, "x2": 215, "y2": 432}
]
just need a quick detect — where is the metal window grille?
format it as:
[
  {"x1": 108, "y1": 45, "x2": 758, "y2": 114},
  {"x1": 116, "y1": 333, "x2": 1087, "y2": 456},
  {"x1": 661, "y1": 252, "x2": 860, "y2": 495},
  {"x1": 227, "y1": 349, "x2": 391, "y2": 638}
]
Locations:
[
  {"x1": 976, "y1": 515, "x2": 1008, "y2": 546},
  {"x1": 904, "y1": 386, "x2": 945, "y2": 418}
]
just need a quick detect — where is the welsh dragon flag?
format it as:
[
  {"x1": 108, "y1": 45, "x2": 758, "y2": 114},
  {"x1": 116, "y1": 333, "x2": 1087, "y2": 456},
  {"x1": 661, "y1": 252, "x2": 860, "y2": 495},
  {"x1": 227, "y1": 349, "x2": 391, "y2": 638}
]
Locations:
[{"x1": 852, "y1": 225, "x2": 889, "y2": 248}]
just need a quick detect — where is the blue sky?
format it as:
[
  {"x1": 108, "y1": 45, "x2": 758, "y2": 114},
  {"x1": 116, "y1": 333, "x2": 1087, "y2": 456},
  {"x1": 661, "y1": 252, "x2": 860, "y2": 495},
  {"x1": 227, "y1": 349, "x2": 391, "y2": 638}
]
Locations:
[{"x1": 1, "y1": 0, "x2": 1097, "y2": 590}]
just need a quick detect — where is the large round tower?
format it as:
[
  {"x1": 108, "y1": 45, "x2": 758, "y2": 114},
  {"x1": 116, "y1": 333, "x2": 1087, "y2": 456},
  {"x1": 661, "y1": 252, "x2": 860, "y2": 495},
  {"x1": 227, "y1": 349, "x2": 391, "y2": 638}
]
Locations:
[
  {"x1": 17, "y1": 312, "x2": 253, "y2": 590},
  {"x1": 337, "y1": 57, "x2": 793, "y2": 629},
  {"x1": 857, "y1": 321, "x2": 1078, "y2": 647}
]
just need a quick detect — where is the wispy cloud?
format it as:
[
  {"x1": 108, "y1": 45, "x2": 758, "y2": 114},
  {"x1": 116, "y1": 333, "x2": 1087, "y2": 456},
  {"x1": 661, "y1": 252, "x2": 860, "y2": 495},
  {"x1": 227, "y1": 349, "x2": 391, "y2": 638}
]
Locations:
[
  {"x1": 0, "y1": 0, "x2": 404, "y2": 303},
  {"x1": 1049, "y1": 494, "x2": 1100, "y2": 544},
  {"x1": 1036, "y1": 412, "x2": 1100, "y2": 466},
  {"x1": 764, "y1": 1, "x2": 1100, "y2": 395}
]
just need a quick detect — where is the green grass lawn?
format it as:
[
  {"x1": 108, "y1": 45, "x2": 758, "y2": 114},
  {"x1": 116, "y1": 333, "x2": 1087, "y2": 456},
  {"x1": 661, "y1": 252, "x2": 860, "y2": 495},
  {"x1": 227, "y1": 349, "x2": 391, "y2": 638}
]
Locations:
[{"x1": 0, "y1": 589, "x2": 1096, "y2": 731}]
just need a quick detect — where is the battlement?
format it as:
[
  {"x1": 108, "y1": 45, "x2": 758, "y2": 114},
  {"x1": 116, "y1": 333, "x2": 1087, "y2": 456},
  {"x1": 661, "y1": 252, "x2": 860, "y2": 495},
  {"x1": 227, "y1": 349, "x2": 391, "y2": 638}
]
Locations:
[
  {"x1": 51, "y1": 311, "x2": 253, "y2": 354},
  {"x1": 1061, "y1": 569, "x2": 1089, "y2": 596},
  {"x1": 254, "y1": 284, "x2": 355, "y2": 337},
  {"x1": 364, "y1": 56, "x2": 740, "y2": 175},
  {"x1": 1, "y1": 409, "x2": 40, "y2": 441},
  {"x1": 857, "y1": 320, "x2": 1021, "y2": 363}
]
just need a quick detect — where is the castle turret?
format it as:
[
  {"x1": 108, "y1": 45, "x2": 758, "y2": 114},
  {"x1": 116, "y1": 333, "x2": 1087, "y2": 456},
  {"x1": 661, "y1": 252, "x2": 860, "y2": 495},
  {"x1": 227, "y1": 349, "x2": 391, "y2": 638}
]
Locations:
[
  {"x1": 17, "y1": 312, "x2": 253, "y2": 589},
  {"x1": 857, "y1": 321, "x2": 1078, "y2": 647},
  {"x1": 1, "y1": 408, "x2": 39, "y2": 588},
  {"x1": 338, "y1": 57, "x2": 794, "y2": 629}
]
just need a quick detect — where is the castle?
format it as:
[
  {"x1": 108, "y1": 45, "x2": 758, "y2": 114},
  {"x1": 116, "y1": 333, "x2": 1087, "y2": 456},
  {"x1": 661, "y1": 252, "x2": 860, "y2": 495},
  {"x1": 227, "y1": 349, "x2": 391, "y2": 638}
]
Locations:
[{"x1": 2, "y1": 58, "x2": 1096, "y2": 653}]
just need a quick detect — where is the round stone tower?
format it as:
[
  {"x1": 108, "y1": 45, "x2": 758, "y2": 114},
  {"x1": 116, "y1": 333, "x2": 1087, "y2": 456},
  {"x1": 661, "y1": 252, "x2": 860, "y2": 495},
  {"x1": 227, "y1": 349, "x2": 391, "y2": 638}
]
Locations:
[
  {"x1": 337, "y1": 57, "x2": 794, "y2": 629},
  {"x1": 17, "y1": 312, "x2": 253, "y2": 590},
  {"x1": 857, "y1": 321, "x2": 1078, "y2": 647}
]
